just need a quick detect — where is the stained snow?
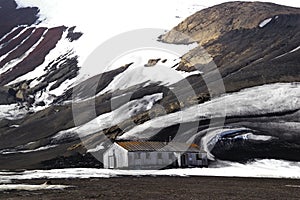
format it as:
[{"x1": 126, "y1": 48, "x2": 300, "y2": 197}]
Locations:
[{"x1": 259, "y1": 18, "x2": 272, "y2": 28}]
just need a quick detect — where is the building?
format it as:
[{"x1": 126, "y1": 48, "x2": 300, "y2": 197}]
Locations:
[{"x1": 103, "y1": 141, "x2": 208, "y2": 169}]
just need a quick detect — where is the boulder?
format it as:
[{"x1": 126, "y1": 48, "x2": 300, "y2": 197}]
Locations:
[{"x1": 144, "y1": 58, "x2": 161, "y2": 67}]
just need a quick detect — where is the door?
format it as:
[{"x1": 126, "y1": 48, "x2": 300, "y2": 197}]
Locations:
[
  {"x1": 180, "y1": 154, "x2": 187, "y2": 167},
  {"x1": 108, "y1": 155, "x2": 115, "y2": 169}
]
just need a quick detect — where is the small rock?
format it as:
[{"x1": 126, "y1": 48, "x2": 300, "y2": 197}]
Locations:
[
  {"x1": 144, "y1": 58, "x2": 161, "y2": 67},
  {"x1": 36, "y1": 101, "x2": 46, "y2": 107}
]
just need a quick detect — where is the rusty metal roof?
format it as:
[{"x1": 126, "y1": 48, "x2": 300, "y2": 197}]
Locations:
[{"x1": 116, "y1": 141, "x2": 200, "y2": 152}]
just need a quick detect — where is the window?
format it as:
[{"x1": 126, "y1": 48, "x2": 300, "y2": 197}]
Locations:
[
  {"x1": 135, "y1": 153, "x2": 141, "y2": 159},
  {"x1": 196, "y1": 154, "x2": 202, "y2": 160},
  {"x1": 146, "y1": 152, "x2": 151, "y2": 159},
  {"x1": 168, "y1": 153, "x2": 174, "y2": 159},
  {"x1": 158, "y1": 153, "x2": 162, "y2": 159}
]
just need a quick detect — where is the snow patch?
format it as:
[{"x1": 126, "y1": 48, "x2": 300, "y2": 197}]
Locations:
[
  {"x1": 0, "y1": 104, "x2": 28, "y2": 120},
  {"x1": 259, "y1": 18, "x2": 272, "y2": 28},
  {"x1": 0, "y1": 145, "x2": 58, "y2": 155},
  {"x1": 289, "y1": 46, "x2": 300, "y2": 53},
  {"x1": 48, "y1": 77, "x2": 77, "y2": 97},
  {"x1": 87, "y1": 144, "x2": 105, "y2": 153},
  {"x1": 244, "y1": 133, "x2": 274, "y2": 141},
  {"x1": 0, "y1": 184, "x2": 71, "y2": 191},
  {"x1": 200, "y1": 128, "x2": 275, "y2": 159},
  {"x1": 52, "y1": 93, "x2": 163, "y2": 140},
  {"x1": 274, "y1": 46, "x2": 300, "y2": 60}
]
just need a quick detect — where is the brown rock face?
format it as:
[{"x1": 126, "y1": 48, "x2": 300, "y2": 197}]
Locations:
[
  {"x1": 160, "y1": 2, "x2": 300, "y2": 93},
  {"x1": 160, "y1": 2, "x2": 300, "y2": 45}
]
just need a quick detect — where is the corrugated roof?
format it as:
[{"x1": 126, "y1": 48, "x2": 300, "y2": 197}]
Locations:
[{"x1": 116, "y1": 141, "x2": 200, "y2": 152}]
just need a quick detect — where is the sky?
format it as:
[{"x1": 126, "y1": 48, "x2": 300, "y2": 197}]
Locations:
[{"x1": 15, "y1": 0, "x2": 300, "y2": 67}]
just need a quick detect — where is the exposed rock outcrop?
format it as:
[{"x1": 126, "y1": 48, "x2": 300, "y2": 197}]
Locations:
[
  {"x1": 160, "y1": 2, "x2": 300, "y2": 93},
  {"x1": 0, "y1": 0, "x2": 38, "y2": 39},
  {"x1": 160, "y1": 2, "x2": 300, "y2": 45},
  {"x1": 144, "y1": 58, "x2": 161, "y2": 67}
]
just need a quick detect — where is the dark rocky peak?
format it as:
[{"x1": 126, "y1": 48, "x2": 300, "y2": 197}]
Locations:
[{"x1": 0, "y1": 0, "x2": 39, "y2": 39}]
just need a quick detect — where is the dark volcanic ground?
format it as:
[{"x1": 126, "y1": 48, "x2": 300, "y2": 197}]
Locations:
[{"x1": 1, "y1": 176, "x2": 300, "y2": 200}]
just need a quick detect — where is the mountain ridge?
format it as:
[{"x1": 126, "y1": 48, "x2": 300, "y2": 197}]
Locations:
[{"x1": 0, "y1": 1, "x2": 299, "y2": 169}]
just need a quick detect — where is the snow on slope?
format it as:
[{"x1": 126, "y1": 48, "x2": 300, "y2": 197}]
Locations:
[
  {"x1": 15, "y1": 0, "x2": 299, "y2": 79},
  {"x1": 99, "y1": 49, "x2": 200, "y2": 95},
  {"x1": 0, "y1": 104, "x2": 28, "y2": 120},
  {"x1": 200, "y1": 128, "x2": 275, "y2": 159},
  {"x1": 7, "y1": 29, "x2": 74, "y2": 86},
  {"x1": 119, "y1": 82, "x2": 300, "y2": 140},
  {"x1": 0, "y1": 145, "x2": 58, "y2": 155},
  {"x1": 52, "y1": 93, "x2": 163, "y2": 141}
]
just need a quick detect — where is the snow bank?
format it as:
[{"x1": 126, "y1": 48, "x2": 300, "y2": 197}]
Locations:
[
  {"x1": 1, "y1": 159, "x2": 300, "y2": 180},
  {"x1": 0, "y1": 184, "x2": 71, "y2": 191}
]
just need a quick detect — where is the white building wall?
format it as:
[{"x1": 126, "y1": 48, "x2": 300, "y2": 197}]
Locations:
[
  {"x1": 104, "y1": 144, "x2": 208, "y2": 169},
  {"x1": 128, "y1": 151, "x2": 180, "y2": 169},
  {"x1": 103, "y1": 144, "x2": 128, "y2": 168}
]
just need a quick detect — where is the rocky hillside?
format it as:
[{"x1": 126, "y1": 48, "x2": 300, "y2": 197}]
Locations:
[
  {"x1": 160, "y1": 2, "x2": 300, "y2": 91},
  {"x1": 0, "y1": 1, "x2": 299, "y2": 169},
  {"x1": 0, "y1": 0, "x2": 81, "y2": 107}
]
